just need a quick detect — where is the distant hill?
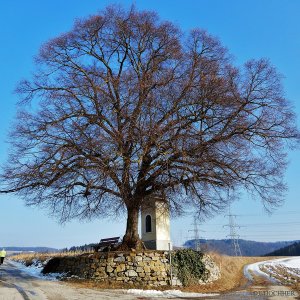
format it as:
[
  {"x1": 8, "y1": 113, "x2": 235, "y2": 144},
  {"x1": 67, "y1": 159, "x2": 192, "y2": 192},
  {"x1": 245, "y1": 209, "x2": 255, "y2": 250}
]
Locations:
[
  {"x1": 265, "y1": 241, "x2": 300, "y2": 256},
  {"x1": 1, "y1": 247, "x2": 58, "y2": 253},
  {"x1": 184, "y1": 239, "x2": 299, "y2": 256}
]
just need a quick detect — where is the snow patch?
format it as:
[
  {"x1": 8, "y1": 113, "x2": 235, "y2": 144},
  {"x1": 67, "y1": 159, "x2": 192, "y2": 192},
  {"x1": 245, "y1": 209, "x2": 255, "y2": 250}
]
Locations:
[
  {"x1": 8, "y1": 260, "x2": 65, "y2": 281},
  {"x1": 244, "y1": 261, "x2": 278, "y2": 283},
  {"x1": 276, "y1": 257, "x2": 300, "y2": 269},
  {"x1": 127, "y1": 289, "x2": 219, "y2": 298}
]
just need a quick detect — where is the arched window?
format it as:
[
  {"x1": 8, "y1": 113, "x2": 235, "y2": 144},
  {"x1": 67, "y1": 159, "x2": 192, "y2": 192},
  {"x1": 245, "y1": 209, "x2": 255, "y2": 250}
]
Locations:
[{"x1": 145, "y1": 215, "x2": 152, "y2": 233}]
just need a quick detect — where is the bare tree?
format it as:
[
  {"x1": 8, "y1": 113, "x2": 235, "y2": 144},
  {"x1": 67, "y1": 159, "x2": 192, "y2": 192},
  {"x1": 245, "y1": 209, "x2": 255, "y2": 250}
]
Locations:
[{"x1": 1, "y1": 6, "x2": 298, "y2": 249}]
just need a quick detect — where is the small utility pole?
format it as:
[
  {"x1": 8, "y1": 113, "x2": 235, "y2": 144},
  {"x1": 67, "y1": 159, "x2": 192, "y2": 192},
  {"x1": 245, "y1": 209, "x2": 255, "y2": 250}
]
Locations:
[{"x1": 168, "y1": 242, "x2": 173, "y2": 286}]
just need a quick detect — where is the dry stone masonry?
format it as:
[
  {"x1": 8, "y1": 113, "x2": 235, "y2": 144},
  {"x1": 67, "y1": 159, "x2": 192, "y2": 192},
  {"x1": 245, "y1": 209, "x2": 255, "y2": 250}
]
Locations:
[
  {"x1": 44, "y1": 251, "x2": 175, "y2": 286},
  {"x1": 43, "y1": 251, "x2": 220, "y2": 287}
]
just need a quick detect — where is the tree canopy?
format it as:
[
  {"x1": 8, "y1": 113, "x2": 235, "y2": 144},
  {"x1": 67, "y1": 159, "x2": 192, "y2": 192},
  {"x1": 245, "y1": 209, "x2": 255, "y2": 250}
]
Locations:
[{"x1": 1, "y1": 6, "x2": 298, "y2": 248}]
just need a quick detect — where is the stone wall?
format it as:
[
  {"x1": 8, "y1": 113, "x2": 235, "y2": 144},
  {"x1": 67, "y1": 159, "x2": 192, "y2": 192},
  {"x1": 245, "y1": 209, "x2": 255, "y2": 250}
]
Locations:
[
  {"x1": 43, "y1": 251, "x2": 220, "y2": 287},
  {"x1": 43, "y1": 251, "x2": 177, "y2": 286},
  {"x1": 199, "y1": 254, "x2": 221, "y2": 284}
]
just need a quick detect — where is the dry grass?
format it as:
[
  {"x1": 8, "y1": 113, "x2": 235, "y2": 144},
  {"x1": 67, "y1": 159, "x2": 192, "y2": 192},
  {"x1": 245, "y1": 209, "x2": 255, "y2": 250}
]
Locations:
[
  {"x1": 182, "y1": 252, "x2": 278, "y2": 293},
  {"x1": 292, "y1": 282, "x2": 300, "y2": 296},
  {"x1": 9, "y1": 250, "x2": 92, "y2": 266}
]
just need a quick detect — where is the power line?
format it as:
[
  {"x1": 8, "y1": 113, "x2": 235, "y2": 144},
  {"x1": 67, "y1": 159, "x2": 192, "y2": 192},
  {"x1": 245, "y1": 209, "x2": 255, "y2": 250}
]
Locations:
[
  {"x1": 242, "y1": 222, "x2": 300, "y2": 226},
  {"x1": 241, "y1": 234, "x2": 300, "y2": 237},
  {"x1": 202, "y1": 221, "x2": 300, "y2": 226}
]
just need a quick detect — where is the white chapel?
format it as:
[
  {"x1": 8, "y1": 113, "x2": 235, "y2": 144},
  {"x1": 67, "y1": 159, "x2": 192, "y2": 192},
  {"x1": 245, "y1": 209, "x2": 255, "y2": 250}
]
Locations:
[{"x1": 141, "y1": 196, "x2": 172, "y2": 250}]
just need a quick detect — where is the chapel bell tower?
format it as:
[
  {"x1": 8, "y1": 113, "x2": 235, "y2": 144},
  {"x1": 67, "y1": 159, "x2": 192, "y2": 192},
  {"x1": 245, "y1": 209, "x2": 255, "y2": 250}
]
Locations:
[{"x1": 141, "y1": 196, "x2": 172, "y2": 250}]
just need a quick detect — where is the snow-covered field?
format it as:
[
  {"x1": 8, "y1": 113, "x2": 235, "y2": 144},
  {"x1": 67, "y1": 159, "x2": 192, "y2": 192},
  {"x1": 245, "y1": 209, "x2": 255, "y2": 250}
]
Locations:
[{"x1": 244, "y1": 256, "x2": 300, "y2": 284}]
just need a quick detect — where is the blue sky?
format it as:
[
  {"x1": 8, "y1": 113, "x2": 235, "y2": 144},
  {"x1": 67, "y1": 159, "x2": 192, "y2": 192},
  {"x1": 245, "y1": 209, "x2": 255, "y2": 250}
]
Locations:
[{"x1": 0, "y1": 0, "x2": 299, "y2": 248}]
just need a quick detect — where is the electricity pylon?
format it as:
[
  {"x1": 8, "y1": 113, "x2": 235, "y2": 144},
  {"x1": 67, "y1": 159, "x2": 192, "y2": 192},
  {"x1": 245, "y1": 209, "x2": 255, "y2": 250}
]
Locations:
[
  {"x1": 188, "y1": 216, "x2": 205, "y2": 251},
  {"x1": 224, "y1": 209, "x2": 242, "y2": 256}
]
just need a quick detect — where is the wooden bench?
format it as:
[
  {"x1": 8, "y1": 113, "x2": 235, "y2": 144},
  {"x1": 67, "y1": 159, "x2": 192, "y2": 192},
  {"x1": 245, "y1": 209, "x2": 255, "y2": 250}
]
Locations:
[{"x1": 93, "y1": 236, "x2": 120, "y2": 252}]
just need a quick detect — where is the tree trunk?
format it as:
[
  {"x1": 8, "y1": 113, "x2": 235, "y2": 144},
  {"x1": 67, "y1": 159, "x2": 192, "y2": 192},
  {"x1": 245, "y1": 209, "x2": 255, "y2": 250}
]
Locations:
[{"x1": 119, "y1": 205, "x2": 144, "y2": 250}]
